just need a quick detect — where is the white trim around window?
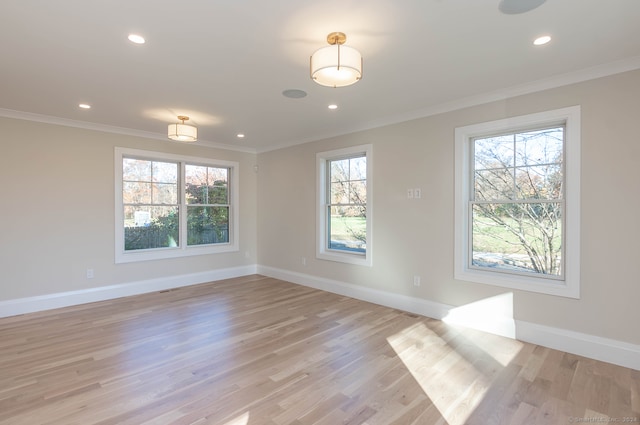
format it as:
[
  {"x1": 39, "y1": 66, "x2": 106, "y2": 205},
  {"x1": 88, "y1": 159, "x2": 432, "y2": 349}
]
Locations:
[
  {"x1": 317, "y1": 144, "x2": 373, "y2": 267},
  {"x1": 454, "y1": 106, "x2": 581, "y2": 298},
  {"x1": 115, "y1": 147, "x2": 239, "y2": 263}
]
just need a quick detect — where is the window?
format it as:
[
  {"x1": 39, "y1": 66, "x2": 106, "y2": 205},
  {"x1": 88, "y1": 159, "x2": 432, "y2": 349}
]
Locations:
[
  {"x1": 317, "y1": 145, "x2": 372, "y2": 266},
  {"x1": 185, "y1": 164, "x2": 230, "y2": 246},
  {"x1": 115, "y1": 148, "x2": 239, "y2": 263},
  {"x1": 454, "y1": 106, "x2": 580, "y2": 298}
]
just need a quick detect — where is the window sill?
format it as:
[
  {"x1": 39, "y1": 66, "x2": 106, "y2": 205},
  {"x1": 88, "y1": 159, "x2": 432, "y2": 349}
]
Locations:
[
  {"x1": 317, "y1": 250, "x2": 372, "y2": 267},
  {"x1": 115, "y1": 243, "x2": 238, "y2": 264},
  {"x1": 454, "y1": 267, "x2": 579, "y2": 298}
]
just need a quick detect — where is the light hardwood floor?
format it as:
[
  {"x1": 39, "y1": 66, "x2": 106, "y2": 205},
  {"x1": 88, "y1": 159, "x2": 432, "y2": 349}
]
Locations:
[{"x1": 1, "y1": 275, "x2": 638, "y2": 425}]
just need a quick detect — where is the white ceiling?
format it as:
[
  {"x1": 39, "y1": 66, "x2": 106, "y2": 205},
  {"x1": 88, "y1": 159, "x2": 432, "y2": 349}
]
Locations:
[{"x1": 2, "y1": 0, "x2": 640, "y2": 153}]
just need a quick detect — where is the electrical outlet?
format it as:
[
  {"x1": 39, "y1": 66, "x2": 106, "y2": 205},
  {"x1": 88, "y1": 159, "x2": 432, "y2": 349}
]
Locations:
[
  {"x1": 86, "y1": 269, "x2": 94, "y2": 279},
  {"x1": 407, "y1": 189, "x2": 414, "y2": 199},
  {"x1": 302, "y1": 257, "x2": 307, "y2": 266},
  {"x1": 413, "y1": 275, "x2": 421, "y2": 286},
  {"x1": 414, "y1": 188, "x2": 421, "y2": 199}
]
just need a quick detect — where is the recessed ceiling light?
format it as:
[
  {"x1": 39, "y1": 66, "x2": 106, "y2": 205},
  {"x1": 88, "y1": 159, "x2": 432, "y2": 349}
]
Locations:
[
  {"x1": 79, "y1": 103, "x2": 91, "y2": 109},
  {"x1": 328, "y1": 104, "x2": 338, "y2": 110},
  {"x1": 128, "y1": 34, "x2": 145, "y2": 44},
  {"x1": 237, "y1": 134, "x2": 245, "y2": 138},
  {"x1": 533, "y1": 35, "x2": 551, "y2": 46}
]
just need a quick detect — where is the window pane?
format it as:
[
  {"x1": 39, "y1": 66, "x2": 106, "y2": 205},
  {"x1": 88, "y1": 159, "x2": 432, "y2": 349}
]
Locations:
[
  {"x1": 187, "y1": 206, "x2": 229, "y2": 245},
  {"x1": 186, "y1": 184, "x2": 205, "y2": 205},
  {"x1": 123, "y1": 159, "x2": 177, "y2": 206},
  {"x1": 471, "y1": 203, "x2": 562, "y2": 276},
  {"x1": 123, "y1": 182, "x2": 151, "y2": 204},
  {"x1": 474, "y1": 168, "x2": 514, "y2": 201},
  {"x1": 123, "y1": 158, "x2": 151, "y2": 181},
  {"x1": 208, "y1": 167, "x2": 228, "y2": 186},
  {"x1": 186, "y1": 165, "x2": 228, "y2": 205},
  {"x1": 515, "y1": 164, "x2": 563, "y2": 200},
  {"x1": 349, "y1": 157, "x2": 366, "y2": 180},
  {"x1": 186, "y1": 165, "x2": 208, "y2": 186},
  {"x1": 330, "y1": 159, "x2": 350, "y2": 182},
  {"x1": 330, "y1": 181, "x2": 349, "y2": 204},
  {"x1": 349, "y1": 180, "x2": 367, "y2": 204},
  {"x1": 515, "y1": 128, "x2": 563, "y2": 167},
  {"x1": 474, "y1": 136, "x2": 514, "y2": 170},
  {"x1": 186, "y1": 184, "x2": 228, "y2": 205},
  {"x1": 124, "y1": 206, "x2": 179, "y2": 251},
  {"x1": 152, "y1": 183, "x2": 178, "y2": 204},
  {"x1": 329, "y1": 156, "x2": 366, "y2": 205},
  {"x1": 152, "y1": 161, "x2": 178, "y2": 183},
  {"x1": 210, "y1": 182, "x2": 228, "y2": 204},
  {"x1": 328, "y1": 205, "x2": 366, "y2": 253}
]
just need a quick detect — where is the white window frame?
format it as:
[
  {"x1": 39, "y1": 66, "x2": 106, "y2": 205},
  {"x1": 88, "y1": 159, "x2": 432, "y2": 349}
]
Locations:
[
  {"x1": 454, "y1": 106, "x2": 580, "y2": 298},
  {"x1": 115, "y1": 147, "x2": 239, "y2": 263},
  {"x1": 317, "y1": 144, "x2": 373, "y2": 266}
]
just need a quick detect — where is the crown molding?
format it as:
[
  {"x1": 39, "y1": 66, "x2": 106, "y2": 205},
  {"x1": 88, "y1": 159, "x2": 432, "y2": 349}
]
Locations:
[{"x1": 0, "y1": 108, "x2": 257, "y2": 154}]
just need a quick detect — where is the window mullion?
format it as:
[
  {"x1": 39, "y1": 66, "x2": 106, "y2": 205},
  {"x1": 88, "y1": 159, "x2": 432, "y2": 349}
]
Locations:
[
  {"x1": 326, "y1": 163, "x2": 332, "y2": 251},
  {"x1": 179, "y1": 161, "x2": 187, "y2": 249},
  {"x1": 512, "y1": 134, "x2": 517, "y2": 200},
  {"x1": 472, "y1": 199, "x2": 560, "y2": 205},
  {"x1": 469, "y1": 140, "x2": 477, "y2": 269}
]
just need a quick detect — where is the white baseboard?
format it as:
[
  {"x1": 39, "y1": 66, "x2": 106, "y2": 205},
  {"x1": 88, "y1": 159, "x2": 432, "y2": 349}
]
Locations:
[
  {"x1": 257, "y1": 266, "x2": 453, "y2": 320},
  {"x1": 0, "y1": 265, "x2": 257, "y2": 319},
  {"x1": 258, "y1": 265, "x2": 640, "y2": 371},
  {"x1": 3, "y1": 264, "x2": 638, "y2": 371},
  {"x1": 515, "y1": 321, "x2": 640, "y2": 371}
]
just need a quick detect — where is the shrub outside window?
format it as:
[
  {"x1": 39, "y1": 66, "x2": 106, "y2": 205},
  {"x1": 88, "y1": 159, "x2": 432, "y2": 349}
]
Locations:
[
  {"x1": 122, "y1": 158, "x2": 179, "y2": 250},
  {"x1": 115, "y1": 148, "x2": 239, "y2": 263},
  {"x1": 185, "y1": 165, "x2": 230, "y2": 246}
]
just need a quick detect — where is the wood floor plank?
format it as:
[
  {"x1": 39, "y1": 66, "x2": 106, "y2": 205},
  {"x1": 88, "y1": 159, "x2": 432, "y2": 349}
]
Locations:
[{"x1": 1, "y1": 275, "x2": 638, "y2": 425}]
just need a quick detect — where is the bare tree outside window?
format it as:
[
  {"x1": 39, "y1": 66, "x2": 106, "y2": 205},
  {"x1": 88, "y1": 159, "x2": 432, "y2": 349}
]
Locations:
[
  {"x1": 471, "y1": 127, "x2": 564, "y2": 277},
  {"x1": 328, "y1": 155, "x2": 367, "y2": 253}
]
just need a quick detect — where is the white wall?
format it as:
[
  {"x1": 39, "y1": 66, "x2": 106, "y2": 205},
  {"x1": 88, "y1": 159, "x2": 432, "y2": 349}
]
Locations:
[
  {"x1": 257, "y1": 69, "x2": 640, "y2": 347},
  {"x1": 0, "y1": 118, "x2": 258, "y2": 301}
]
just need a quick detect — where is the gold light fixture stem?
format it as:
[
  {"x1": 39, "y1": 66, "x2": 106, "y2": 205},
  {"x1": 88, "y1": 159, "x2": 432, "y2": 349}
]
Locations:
[{"x1": 326, "y1": 32, "x2": 346, "y2": 71}]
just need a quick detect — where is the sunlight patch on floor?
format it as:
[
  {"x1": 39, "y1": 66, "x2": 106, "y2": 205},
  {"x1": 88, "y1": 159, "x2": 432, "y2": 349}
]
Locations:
[
  {"x1": 222, "y1": 411, "x2": 250, "y2": 425},
  {"x1": 387, "y1": 319, "x2": 523, "y2": 425}
]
